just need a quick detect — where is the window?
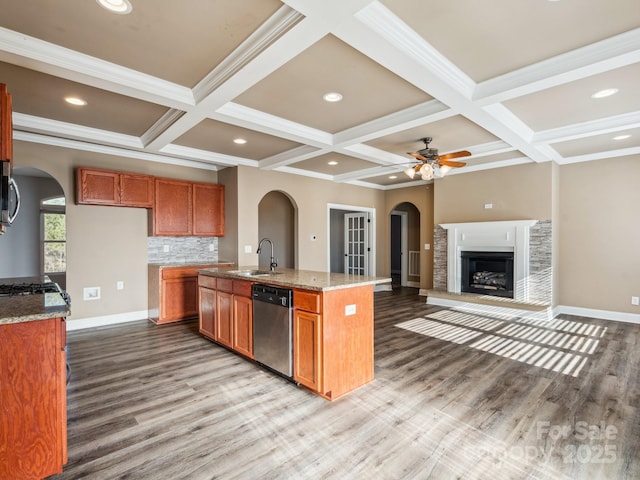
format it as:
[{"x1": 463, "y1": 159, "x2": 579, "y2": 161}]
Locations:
[{"x1": 41, "y1": 196, "x2": 66, "y2": 274}]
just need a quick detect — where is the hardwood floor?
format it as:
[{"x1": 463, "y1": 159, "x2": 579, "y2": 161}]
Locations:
[{"x1": 51, "y1": 289, "x2": 640, "y2": 479}]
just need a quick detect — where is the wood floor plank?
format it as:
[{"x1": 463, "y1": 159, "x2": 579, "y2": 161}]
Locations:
[{"x1": 49, "y1": 289, "x2": 640, "y2": 479}]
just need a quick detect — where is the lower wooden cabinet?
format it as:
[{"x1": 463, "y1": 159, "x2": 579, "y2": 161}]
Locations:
[
  {"x1": 293, "y1": 286, "x2": 374, "y2": 400},
  {"x1": 293, "y1": 309, "x2": 322, "y2": 392},
  {"x1": 0, "y1": 317, "x2": 67, "y2": 479},
  {"x1": 149, "y1": 264, "x2": 231, "y2": 324},
  {"x1": 198, "y1": 275, "x2": 253, "y2": 358}
]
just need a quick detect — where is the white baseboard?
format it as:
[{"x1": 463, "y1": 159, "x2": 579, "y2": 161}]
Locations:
[
  {"x1": 406, "y1": 281, "x2": 420, "y2": 288},
  {"x1": 555, "y1": 305, "x2": 640, "y2": 325},
  {"x1": 66, "y1": 310, "x2": 150, "y2": 331},
  {"x1": 426, "y1": 296, "x2": 640, "y2": 325}
]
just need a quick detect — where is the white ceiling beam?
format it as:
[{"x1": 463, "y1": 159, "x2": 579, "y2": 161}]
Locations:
[{"x1": 533, "y1": 111, "x2": 640, "y2": 144}]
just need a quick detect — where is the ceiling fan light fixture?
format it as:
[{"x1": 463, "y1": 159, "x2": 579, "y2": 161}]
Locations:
[
  {"x1": 403, "y1": 166, "x2": 416, "y2": 179},
  {"x1": 97, "y1": 0, "x2": 133, "y2": 14},
  {"x1": 420, "y1": 163, "x2": 434, "y2": 181},
  {"x1": 439, "y1": 165, "x2": 452, "y2": 176}
]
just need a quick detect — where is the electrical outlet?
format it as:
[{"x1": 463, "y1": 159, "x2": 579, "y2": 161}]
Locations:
[
  {"x1": 345, "y1": 304, "x2": 356, "y2": 316},
  {"x1": 163, "y1": 245, "x2": 170, "y2": 253},
  {"x1": 424, "y1": 243, "x2": 430, "y2": 250},
  {"x1": 632, "y1": 296, "x2": 639, "y2": 306},
  {"x1": 209, "y1": 244, "x2": 215, "y2": 252},
  {"x1": 83, "y1": 287, "x2": 100, "y2": 301},
  {"x1": 484, "y1": 203, "x2": 493, "y2": 209},
  {"x1": 117, "y1": 281, "x2": 124, "y2": 290},
  {"x1": 244, "y1": 245, "x2": 252, "y2": 253}
]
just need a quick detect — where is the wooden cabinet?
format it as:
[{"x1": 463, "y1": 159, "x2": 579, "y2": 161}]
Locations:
[
  {"x1": 76, "y1": 167, "x2": 153, "y2": 207},
  {"x1": 149, "y1": 264, "x2": 230, "y2": 325},
  {"x1": 153, "y1": 178, "x2": 224, "y2": 237},
  {"x1": 199, "y1": 275, "x2": 253, "y2": 358},
  {"x1": 193, "y1": 183, "x2": 225, "y2": 236},
  {"x1": 153, "y1": 178, "x2": 192, "y2": 236},
  {"x1": 198, "y1": 275, "x2": 216, "y2": 339},
  {"x1": 293, "y1": 308, "x2": 322, "y2": 392},
  {"x1": 293, "y1": 286, "x2": 374, "y2": 400},
  {"x1": 1, "y1": 83, "x2": 13, "y2": 164},
  {"x1": 0, "y1": 317, "x2": 67, "y2": 478}
]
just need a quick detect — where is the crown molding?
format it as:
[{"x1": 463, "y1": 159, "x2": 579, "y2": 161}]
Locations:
[
  {"x1": 258, "y1": 145, "x2": 324, "y2": 170},
  {"x1": 214, "y1": 102, "x2": 333, "y2": 147},
  {"x1": 159, "y1": 144, "x2": 257, "y2": 168},
  {"x1": 141, "y1": 109, "x2": 186, "y2": 148},
  {"x1": 474, "y1": 28, "x2": 640, "y2": 105},
  {"x1": 556, "y1": 146, "x2": 640, "y2": 165},
  {"x1": 13, "y1": 131, "x2": 218, "y2": 171},
  {"x1": 355, "y1": 2, "x2": 475, "y2": 99},
  {"x1": 533, "y1": 111, "x2": 640, "y2": 145},
  {"x1": 193, "y1": 6, "x2": 304, "y2": 102},
  {"x1": 0, "y1": 27, "x2": 194, "y2": 109},
  {"x1": 13, "y1": 113, "x2": 143, "y2": 149}
]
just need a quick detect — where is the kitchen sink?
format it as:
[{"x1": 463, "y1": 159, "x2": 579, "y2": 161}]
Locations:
[{"x1": 228, "y1": 269, "x2": 283, "y2": 277}]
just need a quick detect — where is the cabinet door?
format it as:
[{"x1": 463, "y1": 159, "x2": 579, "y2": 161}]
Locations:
[
  {"x1": 199, "y1": 287, "x2": 216, "y2": 339},
  {"x1": 293, "y1": 309, "x2": 322, "y2": 392},
  {"x1": 153, "y1": 178, "x2": 193, "y2": 235},
  {"x1": 0, "y1": 318, "x2": 66, "y2": 478},
  {"x1": 77, "y1": 168, "x2": 120, "y2": 205},
  {"x1": 193, "y1": 183, "x2": 225, "y2": 236},
  {"x1": 161, "y1": 276, "x2": 198, "y2": 322},
  {"x1": 215, "y1": 290, "x2": 233, "y2": 348},
  {"x1": 120, "y1": 173, "x2": 154, "y2": 207},
  {"x1": 233, "y1": 295, "x2": 253, "y2": 358}
]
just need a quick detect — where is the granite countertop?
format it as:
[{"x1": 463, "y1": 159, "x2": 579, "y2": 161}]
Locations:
[
  {"x1": 0, "y1": 293, "x2": 71, "y2": 325},
  {"x1": 148, "y1": 261, "x2": 234, "y2": 268},
  {"x1": 198, "y1": 266, "x2": 391, "y2": 292}
]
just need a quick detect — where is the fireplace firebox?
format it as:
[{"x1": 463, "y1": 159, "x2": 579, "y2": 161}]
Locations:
[{"x1": 460, "y1": 251, "x2": 514, "y2": 298}]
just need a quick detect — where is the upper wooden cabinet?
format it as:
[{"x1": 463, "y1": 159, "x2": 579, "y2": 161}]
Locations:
[
  {"x1": 76, "y1": 167, "x2": 153, "y2": 207},
  {"x1": 0, "y1": 83, "x2": 13, "y2": 164},
  {"x1": 153, "y1": 178, "x2": 224, "y2": 237}
]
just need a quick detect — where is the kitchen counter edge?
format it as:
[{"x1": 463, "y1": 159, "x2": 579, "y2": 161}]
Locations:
[{"x1": 198, "y1": 266, "x2": 391, "y2": 292}]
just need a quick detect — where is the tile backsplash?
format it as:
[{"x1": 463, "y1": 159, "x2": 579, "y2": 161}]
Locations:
[{"x1": 148, "y1": 236, "x2": 219, "y2": 264}]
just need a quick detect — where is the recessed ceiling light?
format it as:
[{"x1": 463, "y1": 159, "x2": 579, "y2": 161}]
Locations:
[
  {"x1": 328, "y1": 160, "x2": 339, "y2": 165},
  {"x1": 323, "y1": 92, "x2": 343, "y2": 103},
  {"x1": 233, "y1": 138, "x2": 247, "y2": 145},
  {"x1": 613, "y1": 134, "x2": 631, "y2": 140},
  {"x1": 389, "y1": 175, "x2": 397, "y2": 179},
  {"x1": 591, "y1": 88, "x2": 619, "y2": 99},
  {"x1": 97, "y1": 0, "x2": 132, "y2": 14},
  {"x1": 64, "y1": 96, "x2": 87, "y2": 106}
]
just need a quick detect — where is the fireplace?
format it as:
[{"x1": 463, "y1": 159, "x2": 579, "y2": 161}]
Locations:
[{"x1": 461, "y1": 251, "x2": 514, "y2": 298}]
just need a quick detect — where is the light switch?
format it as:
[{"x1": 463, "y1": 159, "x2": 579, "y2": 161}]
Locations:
[
  {"x1": 244, "y1": 245, "x2": 252, "y2": 253},
  {"x1": 424, "y1": 243, "x2": 430, "y2": 250}
]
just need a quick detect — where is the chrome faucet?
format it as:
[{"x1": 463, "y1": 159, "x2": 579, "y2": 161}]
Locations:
[{"x1": 256, "y1": 238, "x2": 277, "y2": 272}]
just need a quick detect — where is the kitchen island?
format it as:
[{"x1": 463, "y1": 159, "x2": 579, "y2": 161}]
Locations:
[
  {"x1": 198, "y1": 266, "x2": 390, "y2": 400},
  {"x1": 0, "y1": 278, "x2": 70, "y2": 479}
]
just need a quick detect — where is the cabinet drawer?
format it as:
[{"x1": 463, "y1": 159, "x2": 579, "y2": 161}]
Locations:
[
  {"x1": 162, "y1": 267, "x2": 198, "y2": 279},
  {"x1": 233, "y1": 280, "x2": 252, "y2": 297},
  {"x1": 198, "y1": 275, "x2": 216, "y2": 289},
  {"x1": 294, "y1": 289, "x2": 322, "y2": 313},
  {"x1": 217, "y1": 278, "x2": 233, "y2": 293}
]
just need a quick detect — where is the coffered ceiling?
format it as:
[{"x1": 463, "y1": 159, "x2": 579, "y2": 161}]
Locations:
[{"x1": 0, "y1": 0, "x2": 638, "y2": 189}]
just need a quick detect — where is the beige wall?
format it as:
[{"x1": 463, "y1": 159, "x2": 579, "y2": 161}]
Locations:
[
  {"x1": 229, "y1": 166, "x2": 387, "y2": 273},
  {"x1": 434, "y1": 162, "x2": 553, "y2": 224},
  {"x1": 12, "y1": 141, "x2": 218, "y2": 323},
  {"x1": 384, "y1": 184, "x2": 434, "y2": 290},
  {"x1": 558, "y1": 155, "x2": 640, "y2": 314}
]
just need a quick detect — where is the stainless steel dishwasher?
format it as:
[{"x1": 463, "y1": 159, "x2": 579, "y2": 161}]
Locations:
[{"x1": 252, "y1": 284, "x2": 293, "y2": 379}]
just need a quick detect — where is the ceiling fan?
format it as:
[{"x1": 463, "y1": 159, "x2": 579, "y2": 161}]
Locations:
[{"x1": 404, "y1": 137, "x2": 471, "y2": 180}]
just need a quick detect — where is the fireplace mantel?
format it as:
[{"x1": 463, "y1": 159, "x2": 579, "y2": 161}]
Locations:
[{"x1": 440, "y1": 220, "x2": 538, "y2": 301}]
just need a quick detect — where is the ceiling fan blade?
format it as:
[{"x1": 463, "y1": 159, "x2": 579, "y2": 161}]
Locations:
[
  {"x1": 439, "y1": 159, "x2": 466, "y2": 168},
  {"x1": 438, "y1": 150, "x2": 471, "y2": 161},
  {"x1": 407, "y1": 152, "x2": 427, "y2": 161}
]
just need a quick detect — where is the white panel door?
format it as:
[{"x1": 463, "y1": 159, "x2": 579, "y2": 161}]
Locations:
[{"x1": 344, "y1": 212, "x2": 369, "y2": 276}]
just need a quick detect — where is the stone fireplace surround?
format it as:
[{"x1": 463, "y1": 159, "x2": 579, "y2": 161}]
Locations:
[{"x1": 431, "y1": 220, "x2": 553, "y2": 309}]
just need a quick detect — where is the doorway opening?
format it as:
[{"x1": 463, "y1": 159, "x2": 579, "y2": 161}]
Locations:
[
  {"x1": 390, "y1": 202, "x2": 420, "y2": 288},
  {"x1": 258, "y1": 191, "x2": 296, "y2": 269},
  {"x1": 328, "y1": 204, "x2": 375, "y2": 276}
]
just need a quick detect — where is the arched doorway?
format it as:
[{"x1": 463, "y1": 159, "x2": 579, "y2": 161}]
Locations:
[
  {"x1": 390, "y1": 202, "x2": 420, "y2": 288},
  {"x1": 0, "y1": 167, "x2": 66, "y2": 288},
  {"x1": 258, "y1": 191, "x2": 296, "y2": 269}
]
